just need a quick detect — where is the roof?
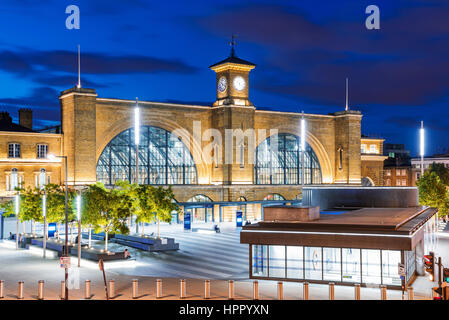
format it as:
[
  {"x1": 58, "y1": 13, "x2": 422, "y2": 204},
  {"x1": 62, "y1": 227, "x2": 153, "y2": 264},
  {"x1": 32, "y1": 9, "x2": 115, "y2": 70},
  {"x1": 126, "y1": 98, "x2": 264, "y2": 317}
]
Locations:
[
  {"x1": 209, "y1": 55, "x2": 256, "y2": 69},
  {"x1": 0, "y1": 120, "x2": 34, "y2": 132}
]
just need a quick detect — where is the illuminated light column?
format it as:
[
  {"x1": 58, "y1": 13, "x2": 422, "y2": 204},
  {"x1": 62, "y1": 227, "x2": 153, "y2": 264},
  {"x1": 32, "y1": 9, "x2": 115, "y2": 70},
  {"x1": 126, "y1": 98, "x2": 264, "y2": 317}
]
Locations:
[
  {"x1": 134, "y1": 98, "x2": 140, "y2": 234},
  {"x1": 301, "y1": 111, "x2": 306, "y2": 188},
  {"x1": 420, "y1": 121, "x2": 425, "y2": 178},
  {"x1": 76, "y1": 193, "x2": 81, "y2": 267},
  {"x1": 43, "y1": 190, "x2": 47, "y2": 259},
  {"x1": 15, "y1": 193, "x2": 19, "y2": 250}
]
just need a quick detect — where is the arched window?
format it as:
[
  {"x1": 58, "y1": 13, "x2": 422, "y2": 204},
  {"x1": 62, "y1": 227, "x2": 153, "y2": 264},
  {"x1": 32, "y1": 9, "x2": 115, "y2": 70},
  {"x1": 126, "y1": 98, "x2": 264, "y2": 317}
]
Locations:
[
  {"x1": 254, "y1": 133, "x2": 322, "y2": 185},
  {"x1": 264, "y1": 194, "x2": 285, "y2": 201},
  {"x1": 97, "y1": 126, "x2": 197, "y2": 185},
  {"x1": 187, "y1": 195, "x2": 212, "y2": 203}
]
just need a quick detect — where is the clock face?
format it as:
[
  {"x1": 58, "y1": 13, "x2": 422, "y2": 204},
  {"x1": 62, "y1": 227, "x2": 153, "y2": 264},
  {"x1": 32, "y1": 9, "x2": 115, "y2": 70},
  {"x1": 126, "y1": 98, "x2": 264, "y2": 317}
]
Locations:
[
  {"x1": 218, "y1": 76, "x2": 227, "y2": 92},
  {"x1": 233, "y1": 76, "x2": 246, "y2": 91}
]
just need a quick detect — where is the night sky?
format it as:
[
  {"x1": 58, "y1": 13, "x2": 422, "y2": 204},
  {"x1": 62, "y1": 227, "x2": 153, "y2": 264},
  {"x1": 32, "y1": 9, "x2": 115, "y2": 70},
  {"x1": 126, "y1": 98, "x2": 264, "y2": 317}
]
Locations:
[{"x1": 0, "y1": 0, "x2": 448, "y2": 156}]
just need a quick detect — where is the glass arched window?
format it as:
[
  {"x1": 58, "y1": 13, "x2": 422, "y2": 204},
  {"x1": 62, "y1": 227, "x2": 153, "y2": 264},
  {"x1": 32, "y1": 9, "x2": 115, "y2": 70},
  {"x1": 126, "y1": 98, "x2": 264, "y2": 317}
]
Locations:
[
  {"x1": 97, "y1": 126, "x2": 197, "y2": 185},
  {"x1": 187, "y1": 195, "x2": 212, "y2": 203},
  {"x1": 254, "y1": 133, "x2": 322, "y2": 185},
  {"x1": 264, "y1": 194, "x2": 285, "y2": 201}
]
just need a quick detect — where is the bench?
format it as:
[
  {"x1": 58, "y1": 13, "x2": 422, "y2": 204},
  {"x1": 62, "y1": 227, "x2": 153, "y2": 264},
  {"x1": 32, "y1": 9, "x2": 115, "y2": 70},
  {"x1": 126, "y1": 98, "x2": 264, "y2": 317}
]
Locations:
[
  {"x1": 111, "y1": 234, "x2": 179, "y2": 252},
  {"x1": 81, "y1": 232, "x2": 107, "y2": 241}
]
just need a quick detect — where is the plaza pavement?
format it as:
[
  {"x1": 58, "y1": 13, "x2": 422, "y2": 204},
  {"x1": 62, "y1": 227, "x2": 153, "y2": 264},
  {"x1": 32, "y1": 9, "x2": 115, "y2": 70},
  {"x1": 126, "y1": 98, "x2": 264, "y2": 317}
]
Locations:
[{"x1": 0, "y1": 221, "x2": 446, "y2": 300}]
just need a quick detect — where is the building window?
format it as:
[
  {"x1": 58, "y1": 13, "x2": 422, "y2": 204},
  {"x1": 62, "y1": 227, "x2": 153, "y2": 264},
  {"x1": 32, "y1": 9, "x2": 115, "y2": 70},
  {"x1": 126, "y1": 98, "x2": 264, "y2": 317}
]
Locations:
[
  {"x1": 385, "y1": 179, "x2": 391, "y2": 186},
  {"x1": 263, "y1": 194, "x2": 285, "y2": 201},
  {"x1": 396, "y1": 169, "x2": 401, "y2": 176},
  {"x1": 304, "y1": 247, "x2": 322, "y2": 280},
  {"x1": 385, "y1": 170, "x2": 391, "y2": 177},
  {"x1": 402, "y1": 179, "x2": 407, "y2": 186},
  {"x1": 369, "y1": 144, "x2": 378, "y2": 154},
  {"x1": 252, "y1": 245, "x2": 268, "y2": 277},
  {"x1": 381, "y1": 250, "x2": 402, "y2": 286},
  {"x1": 361, "y1": 249, "x2": 381, "y2": 284},
  {"x1": 342, "y1": 248, "x2": 361, "y2": 283},
  {"x1": 361, "y1": 144, "x2": 366, "y2": 154},
  {"x1": 96, "y1": 126, "x2": 197, "y2": 185},
  {"x1": 254, "y1": 133, "x2": 322, "y2": 185},
  {"x1": 286, "y1": 246, "x2": 304, "y2": 279},
  {"x1": 389, "y1": 152, "x2": 395, "y2": 158},
  {"x1": 396, "y1": 180, "x2": 402, "y2": 186},
  {"x1": 9, "y1": 168, "x2": 19, "y2": 190},
  {"x1": 401, "y1": 169, "x2": 406, "y2": 176},
  {"x1": 37, "y1": 144, "x2": 48, "y2": 158},
  {"x1": 269, "y1": 245, "x2": 286, "y2": 278},
  {"x1": 8, "y1": 143, "x2": 21, "y2": 158},
  {"x1": 323, "y1": 247, "x2": 341, "y2": 282}
]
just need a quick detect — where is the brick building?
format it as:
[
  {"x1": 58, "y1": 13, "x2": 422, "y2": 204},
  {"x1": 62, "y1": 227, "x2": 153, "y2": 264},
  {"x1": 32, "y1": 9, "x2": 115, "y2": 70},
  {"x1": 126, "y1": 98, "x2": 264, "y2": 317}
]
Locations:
[{"x1": 0, "y1": 49, "x2": 386, "y2": 222}]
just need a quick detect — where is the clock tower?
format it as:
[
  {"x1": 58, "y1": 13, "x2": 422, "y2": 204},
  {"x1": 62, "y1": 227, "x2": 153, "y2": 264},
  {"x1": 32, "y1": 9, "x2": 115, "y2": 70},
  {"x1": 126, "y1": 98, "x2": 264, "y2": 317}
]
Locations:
[{"x1": 209, "y1": 38, "x2": 256, "y2": 107}]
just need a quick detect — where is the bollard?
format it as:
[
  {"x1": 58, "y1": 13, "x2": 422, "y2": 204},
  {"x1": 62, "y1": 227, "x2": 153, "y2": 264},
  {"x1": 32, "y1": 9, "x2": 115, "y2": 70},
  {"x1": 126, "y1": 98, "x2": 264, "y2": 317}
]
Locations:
[
  {"x1": 277, "y1": 282, "x2": 283, "y2": 300},
  {"x1": 85, "y1": 280, "x2": 91, "y2": 299},
  {"x1": 38, "y1": 280, "x2": 44, "y2": 300},
  {"x1": 380, "y1": 285, "x2": 387, "y2": 300},
  {"x1": 253, "y1": 281, "x2": 259, "y2": 300},
  {"x1": 156, "y1": 279, "x2": 162, "y2": 299},
  {"x1": 228, "y1": 280, "x2": 234, "y2": 300},
  {"x1": 60, "y1": 281, "x2": 65, "y2": 300},
  {"x1": 109, "y1": 280, "x2": 115, "y2": 299},
  {"x1": 204, "y1": 280, "x2": 210, "y2": 299},
  {"x1": 132, "y1": 279, "x2": 138, "y2": 299},
  {"x1": 180, "y1": 279, "x2": 186, "y2": 299},
  {"x1": 0, "y1": 280, "x2": 4, "y2": 299},
  {"x1": 329, "y1": 282, "x2": 335, "y2": 300},
  {"x1": 354, "y1": 284, "x2": 361, "y2": 300},
  {"x1": 303, "y1": 282, "x2": 309, "y2": 300},
  {"x1": 18, "y1": 281, "x2": 24, "y2": 300},
  {"x1": 408, "y1": 287, "x2": 414, "y2": 300}
]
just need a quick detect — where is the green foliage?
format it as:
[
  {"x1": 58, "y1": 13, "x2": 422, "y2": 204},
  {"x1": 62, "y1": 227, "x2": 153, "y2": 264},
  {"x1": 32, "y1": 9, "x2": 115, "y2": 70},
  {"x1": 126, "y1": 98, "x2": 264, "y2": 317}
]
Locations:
[
  {"x1": 150, "y1": 185, "x2": 179, "y2": 224},
  {"x1": 0, "y1": 199, "x2": 15, "y2": 217},
  {"x1": 417, "y1": 164, "x2": 449, "y2": 217}
]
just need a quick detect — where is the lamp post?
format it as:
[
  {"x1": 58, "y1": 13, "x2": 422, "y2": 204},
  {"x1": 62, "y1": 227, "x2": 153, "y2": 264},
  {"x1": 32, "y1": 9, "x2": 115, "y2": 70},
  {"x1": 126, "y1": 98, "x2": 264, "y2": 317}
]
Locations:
[
  {"x1": 42, "y1": 189, "x2": 46, "y2": 259},
  {"x1": 134, "y1": 98, "x2": 140, "y2": 234},
  {"x1": 300, "y1": 111, "x2": 306, "y2": 188},
  {"x1": 420, "y1": 121, "x2": 425, "y2": 178},
  {"x1": 15, "y1": 193, "x2": 19, "y2": 250},
  {"x1": 48, "y1": 154, "x2": 69, "y2": 300},
  {"x1": 76, "y1": 192, "x2": 81, "y2": 267}
]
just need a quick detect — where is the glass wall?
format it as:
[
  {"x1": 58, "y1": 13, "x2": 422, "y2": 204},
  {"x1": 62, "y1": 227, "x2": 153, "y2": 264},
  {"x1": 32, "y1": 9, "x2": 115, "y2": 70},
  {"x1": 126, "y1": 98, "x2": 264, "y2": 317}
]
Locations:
[
  {"x1": 252, "y1": 245, "x2": 405, "y2": 287},
  {"x1": 254, "y1": 133, "x2": 322, "y2": 185},
  {"x1": 97, "y1": 126, "x2": 197, "y2": 185}
]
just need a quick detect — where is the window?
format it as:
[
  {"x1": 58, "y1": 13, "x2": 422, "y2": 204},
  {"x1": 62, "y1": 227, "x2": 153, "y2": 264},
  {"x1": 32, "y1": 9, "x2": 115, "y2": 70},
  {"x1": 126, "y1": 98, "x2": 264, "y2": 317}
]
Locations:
[
  {"x1": 396, "y1": 179, "x2": 402, "y2": 186},
  {"x1": 361, "y1": 249, "x2": 381, "y2": 284},
  {"x1": 385, "y1": 170, "x2": 391, "y2": 177},
  {"x1": 9, "y1": 168, "x2": 19, "y2": 191},
  {"x1": 388, "y1": 152, "x2": 395, "y2": 158},
  {"x1": 361, "y1": 144, "x2": 366, "y2": 154},
  {"x1": 254, "y1": 133, "x2": 322, "y2": 185},
  {"x1": 8, "y1": 143, "x2": 20, "y2": 158},
  {"x1": 263, "y1": 194, "x2": 285, "y2": 201},
  {"x1": 323, "y1": 247, "x2": 341, "y2": 281},
  {"x1": 38, "y1": 168, "x2": 46, "y2": 188},
  {"x1": 382, "y1": 250, "x2": 401, "y2": 285},
  {"x1": 402, "y1": 179, "x2": 407, "y2": 186},
  {"x1": 304, "y1": 247, "x2": 322, "y2": 280},
  {"x1": 286, "y1": 246, "x2": 303, "y2": 279},
  {"x1": 396, "y1": 169, "x2": 401, "y2": 176},
  {"x1": 342, "y1": 248, "x2": 361, "y2": 283},
  {"x1": 385, "y1": 179, "x2": 391, "y2": 186},
  {"x1": 401, "y1": 169, "x2": 406, "y2": 176},
  {"x1": 269, "y1": 245, "x2": 285, "y2": 278},
  {"x1": 96, "y1": 126, "x2": 197, "y2": 185},
  {"x1": 252, "y1": 245, "x2": 268, "y2": 277},
  {"x1": 369, "y1": 144, "x2": 378, "y2": 154},
  {"x1": 37, "y1": 144, "x2": 48, "y2": 158}
]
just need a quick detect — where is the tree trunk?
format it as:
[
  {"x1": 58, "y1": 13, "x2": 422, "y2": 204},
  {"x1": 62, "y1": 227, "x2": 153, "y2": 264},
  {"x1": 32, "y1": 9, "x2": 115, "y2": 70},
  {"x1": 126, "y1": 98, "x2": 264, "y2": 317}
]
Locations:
[
  {"x1": 157, "y1": 218, "x2": 160, "y2": 239},
  {"x1": 142, "y1": 223, "x2": 145, "y2": 237},
  {"x1": 57, "y1": 223, "x2": 60, "y2": 240},
  {"x1": 105, "y1": 230, "x2": 108, "y2": 252},
  {"x1": 70, "y1": 222, "x2": 73, "y2": 244},
  {"x1": 32, "y1": 220, "x2": 36, "y2": 237},
  {"x1": 23, "y1": 221, "x2": 26, "y2": 235}
]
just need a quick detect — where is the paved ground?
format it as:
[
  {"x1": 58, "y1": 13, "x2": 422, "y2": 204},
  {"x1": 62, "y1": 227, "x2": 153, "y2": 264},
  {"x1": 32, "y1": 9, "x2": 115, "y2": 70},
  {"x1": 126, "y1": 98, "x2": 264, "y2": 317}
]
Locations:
[{"x1": 0, "y1": 221, "x2": 447, "y2": 300}]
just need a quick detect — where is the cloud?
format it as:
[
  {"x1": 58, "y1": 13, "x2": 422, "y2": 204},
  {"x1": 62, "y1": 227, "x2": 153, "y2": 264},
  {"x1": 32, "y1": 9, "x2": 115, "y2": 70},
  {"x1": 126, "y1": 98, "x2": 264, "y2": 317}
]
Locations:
[{"x1": 0, "y1": 86, "x2": 60, "y2": 109}]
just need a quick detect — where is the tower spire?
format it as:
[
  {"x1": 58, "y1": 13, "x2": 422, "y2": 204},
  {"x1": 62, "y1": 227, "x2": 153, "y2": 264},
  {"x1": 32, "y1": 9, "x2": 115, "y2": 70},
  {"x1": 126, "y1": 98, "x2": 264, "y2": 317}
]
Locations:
[
  {"x1": 229, "y1": 34, "x2": 237, "y2": 57},
  {"x1": 345, "y1": 77, "x2": 349, "y2": 111},
  {"x1": 77, "y1": 44, "x2": 81, "y2": 89}
]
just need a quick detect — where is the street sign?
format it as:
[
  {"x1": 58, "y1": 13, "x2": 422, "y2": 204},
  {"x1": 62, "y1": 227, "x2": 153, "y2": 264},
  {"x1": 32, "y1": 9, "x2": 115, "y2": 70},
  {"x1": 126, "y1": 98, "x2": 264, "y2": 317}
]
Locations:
[
  {"x1": 236, "y1": 210, "x2": 243, "y2": 227},
  {"x1": 60, "y1": 256, "x2": 71, "y2": 268},
  {"x1": 184, "y1": 212, "x2": 191, "y2": 230},
  {"x1": 398, "y1": 263, "x2": 406, "y2": 276}
]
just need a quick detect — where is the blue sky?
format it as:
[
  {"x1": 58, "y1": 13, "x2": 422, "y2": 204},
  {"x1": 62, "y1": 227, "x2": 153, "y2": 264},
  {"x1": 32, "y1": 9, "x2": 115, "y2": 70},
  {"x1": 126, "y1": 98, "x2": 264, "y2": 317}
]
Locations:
[{"x1": 0, "y1": 0, "x2": 448, "y2": 156}]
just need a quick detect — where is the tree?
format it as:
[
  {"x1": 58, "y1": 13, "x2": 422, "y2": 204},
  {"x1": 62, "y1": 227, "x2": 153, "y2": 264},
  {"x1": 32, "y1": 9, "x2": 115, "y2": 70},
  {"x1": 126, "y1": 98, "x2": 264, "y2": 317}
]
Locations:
[
  {"x1": 150, "y1": 186, "x2": 179, "y2": 239},
  {"x1": 44, "y1": 184, "x2": 76, "y2": 240},
  {"x1": 82, "y1": 182, "x2": 131, "y2": 251},
  {"x1": 417, "y1": 164, "x2": 449, "y2": 218},
  {"x1": 17, "y1": 186, "x2": 43, "y2": 237}
]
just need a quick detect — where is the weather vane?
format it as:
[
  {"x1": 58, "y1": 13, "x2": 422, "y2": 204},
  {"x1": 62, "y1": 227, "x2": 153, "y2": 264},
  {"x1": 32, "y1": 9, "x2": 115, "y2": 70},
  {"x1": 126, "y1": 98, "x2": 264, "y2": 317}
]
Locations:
[{"x1": 229, "y1": 34, "x2": 237, "y2": 57}]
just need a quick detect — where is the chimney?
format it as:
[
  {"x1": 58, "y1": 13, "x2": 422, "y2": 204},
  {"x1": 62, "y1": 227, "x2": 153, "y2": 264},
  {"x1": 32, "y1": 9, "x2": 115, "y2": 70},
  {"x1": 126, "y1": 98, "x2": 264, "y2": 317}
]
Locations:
[
  {"x1": 19, "y1": 108, "x2": 32, "y2": 130},
  {"x1": 0, "y1": 111, "x2": 12, "y2": 123}
]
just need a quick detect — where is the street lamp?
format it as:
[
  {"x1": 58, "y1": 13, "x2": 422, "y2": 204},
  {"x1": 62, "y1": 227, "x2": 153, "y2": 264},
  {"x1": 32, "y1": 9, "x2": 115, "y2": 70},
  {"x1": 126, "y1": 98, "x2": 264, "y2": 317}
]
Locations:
[
  {"x1": 15, "y1": 193, "x2": 19, "y2": 250},
  {"x1": 48, "y1": 153, "x2": 69, "y2": 300},
  {"x1": 420, "y1": 121, "x2": 425, "y2": 178},
  {"x1": 300, "y1": 111, "x2": 306, "y2": 187},
  {"x1": 76, "y1": 192, "x2": 81, "y2": 267},
  {"x1": 134, "y1": 98, "x2": 140, "y2": 234},
  {"x1": 42, "y1": 190, "x2": 46, "y2": 259}
]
